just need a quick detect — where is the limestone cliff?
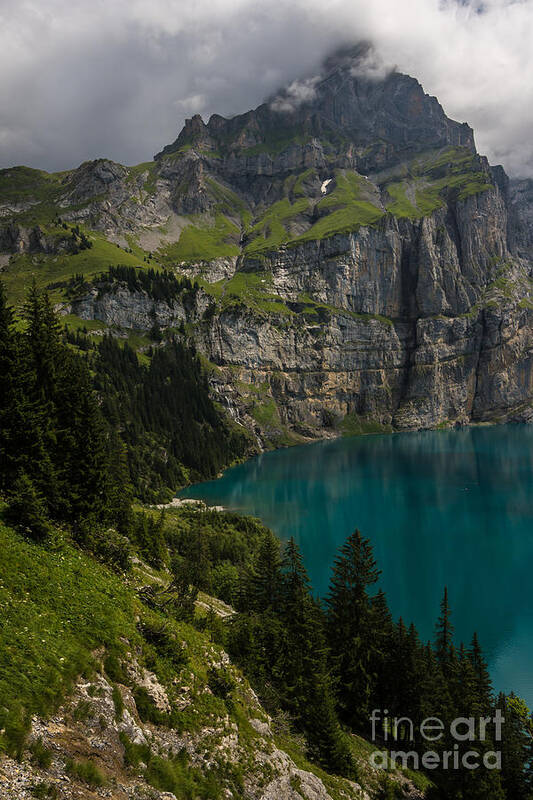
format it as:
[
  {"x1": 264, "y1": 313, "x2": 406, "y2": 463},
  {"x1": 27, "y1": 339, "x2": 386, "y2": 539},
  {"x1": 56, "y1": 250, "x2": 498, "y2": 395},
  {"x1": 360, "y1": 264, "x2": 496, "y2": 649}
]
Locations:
[{"x1": 1, "y1": 45, "x2": 532, "y2": 443}]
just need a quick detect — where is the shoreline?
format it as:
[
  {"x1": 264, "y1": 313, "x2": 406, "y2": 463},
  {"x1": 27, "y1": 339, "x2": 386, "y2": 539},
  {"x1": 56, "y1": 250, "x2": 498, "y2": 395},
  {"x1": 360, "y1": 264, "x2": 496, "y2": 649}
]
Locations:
[{"x1": 151, "y1": 496, "x2": 226, "y2": 512}]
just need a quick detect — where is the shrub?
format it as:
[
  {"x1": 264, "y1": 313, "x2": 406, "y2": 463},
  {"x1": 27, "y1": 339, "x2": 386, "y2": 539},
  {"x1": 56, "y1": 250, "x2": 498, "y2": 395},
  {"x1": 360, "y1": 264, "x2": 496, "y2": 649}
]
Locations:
[
  {"x1": 1, "y1": 708, "x2": 31, "y2": 760},
  {"x1": 133, "y1": 687, "x2": 168, "y2": 726},
  {"x1": 210, "y1": 562, "x2": 239, "y2": 605},
  {"x1": 138, "y1": 619, "x2": 187, "y2": 669},
  {"x1": 30, "y1": 783, "x2": 58, "y2": 799},
  {"x1": 112, "y1": 686, "x2": 124, "y2": 720},
  {"x1": 207, "y1": 667, "x2": 235, "y2": 700},
  {"x1": 145, "y1": 751, "x2": 220, "y2": 800},
  {"x1": 72, "y1": 699, "x2": 93, "y2": 722},
  {"x1": 74, "y1": 522, "x2": 131, "y2": 572},
  {"x1": 103, "y1": 650, "x2": 128, "y2": 684},
  {"x1": 378, "y1": 777, "x2": 405, "y2": 799},
  {"x1": 65, "y1": 758, "x2": 106, "y2": 787},
  {"x1": 29, "y1": 737, "x2": 53, "y2": 769},
  {"x1": 119, "y1": 731, "x2": 152, "y2": 768}
]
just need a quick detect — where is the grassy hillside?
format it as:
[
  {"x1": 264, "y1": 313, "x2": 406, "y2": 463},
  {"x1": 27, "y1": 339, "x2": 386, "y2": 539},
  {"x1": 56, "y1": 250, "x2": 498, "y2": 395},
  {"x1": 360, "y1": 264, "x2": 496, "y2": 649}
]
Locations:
[
  {"x1": 0, "y1": 512, "x2": 428, "y2": 799},
  {"x1": 2, "y1": 231, "x2": 142, "y2": 305}
]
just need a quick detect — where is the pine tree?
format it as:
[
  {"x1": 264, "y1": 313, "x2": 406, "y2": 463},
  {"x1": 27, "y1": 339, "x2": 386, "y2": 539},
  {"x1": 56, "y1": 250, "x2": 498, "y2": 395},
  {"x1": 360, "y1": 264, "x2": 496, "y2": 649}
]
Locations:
[
  {"x1": 5, "y1": 472, "x2": 52, "y2": 542},
  {"x1": 279, "y1": 537, "x2": 315, "y2": 714},
  {"x1": 468, "y1": 632, "x2": 493, "y2": 712},
  {"x1": 369, "y1": 589, "x2": 395, "y2": 715},
  {"x1": 0, "y1": 283, "x2": 18, "y2": 487},
  {"x1": 24, "y1": 282, "x2": 63, "y2": 401},
  {"x1": 280, "y1": 537, "x2": 355, "y2": 777},
  {"x1": 251, "y1": 530, "x2": 282, "y2": 613},
  {"x1": 456, "y1": 642, "x2": 477, "y2": 715},
  {"x1": 325, "y1": 529, "x2": 381, "y2": 732},
  {"x1": 499, "y1": 693, "x2": 533, "y2": 800},
  {"x1": 434, "y1": 587, "x2": 458, "y2": 684},
  {"x1": 0, "y1": 281, "x2": 133, "y2": 538},
  {"x1": 388, "y1": 620, "x2": 426, "y2": 734}
]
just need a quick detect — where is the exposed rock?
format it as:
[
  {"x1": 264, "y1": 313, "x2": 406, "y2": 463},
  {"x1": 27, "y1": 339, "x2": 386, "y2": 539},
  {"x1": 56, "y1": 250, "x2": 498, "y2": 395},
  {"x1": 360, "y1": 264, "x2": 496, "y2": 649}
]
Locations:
[{"x1": 0, "y1": 658, "x2": 393, "y2": 800}]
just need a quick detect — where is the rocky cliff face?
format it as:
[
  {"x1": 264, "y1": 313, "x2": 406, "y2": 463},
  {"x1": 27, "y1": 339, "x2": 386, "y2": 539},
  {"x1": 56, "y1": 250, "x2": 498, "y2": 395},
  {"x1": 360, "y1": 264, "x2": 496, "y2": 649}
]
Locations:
[{"x1": 2, "y1": 45, "x2": 532, "y2": 442}]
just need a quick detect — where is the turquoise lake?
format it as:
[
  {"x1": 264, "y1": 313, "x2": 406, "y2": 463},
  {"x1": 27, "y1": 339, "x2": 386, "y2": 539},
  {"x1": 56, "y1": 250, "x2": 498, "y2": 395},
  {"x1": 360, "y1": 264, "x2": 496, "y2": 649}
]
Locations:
[{"x1": 180, "y1": 425, "x2": 533, "y2": 706}]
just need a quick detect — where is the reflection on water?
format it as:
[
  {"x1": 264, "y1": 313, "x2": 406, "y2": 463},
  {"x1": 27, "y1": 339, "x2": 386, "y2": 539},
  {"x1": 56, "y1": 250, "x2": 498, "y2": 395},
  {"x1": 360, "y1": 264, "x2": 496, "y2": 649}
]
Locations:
[{"x1": 180, "y1": 425, "x2": 533, "y2": 705}]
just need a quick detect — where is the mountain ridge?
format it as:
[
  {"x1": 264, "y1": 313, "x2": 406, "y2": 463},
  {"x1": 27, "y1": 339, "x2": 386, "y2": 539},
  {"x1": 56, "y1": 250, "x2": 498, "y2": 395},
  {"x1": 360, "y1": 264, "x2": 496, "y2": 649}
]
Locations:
[{"x1": 0, "y1": 45, "x2": 532, "y2": 453}]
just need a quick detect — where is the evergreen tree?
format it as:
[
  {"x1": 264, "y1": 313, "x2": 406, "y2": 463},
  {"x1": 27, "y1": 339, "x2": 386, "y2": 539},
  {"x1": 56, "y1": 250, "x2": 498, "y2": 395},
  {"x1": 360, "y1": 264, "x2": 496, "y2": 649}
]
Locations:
[
  {"x1": 499, "y1": 693, "x2": 533, "y2": 800},
  {"x1": 369, "y1": 589, "x2": 395, "y2": 717},
  {"x1": 388, "y1": 620, "x2": 426, "y2": 738},
  {"x1": 0, "y1": 281, "x2": 132, "y2": 540},
  {"x1": 456, "y1": 642, "x2": 477, "y2": 715},
  {"x1": 0, "y1": 283, "x2": 18, "y2": 487},
  {"x1": 468, "y1": 632, "x2": 494, "y2": 711},
  {"x1": 5, "y1": 472, "x2": 52, "y2": 542},
  {"x1": 325, "y1": 529, "x2": 381, "y2": 732},
  {"x1": 434, "y1": 587, "x2": 458, "y2": 685},
  {"x1": 251, "y1": 530, "x2": 283, "y2": 613},
  {"x1": 280, "y1": 538, "x2": 355, "y2": 777}
]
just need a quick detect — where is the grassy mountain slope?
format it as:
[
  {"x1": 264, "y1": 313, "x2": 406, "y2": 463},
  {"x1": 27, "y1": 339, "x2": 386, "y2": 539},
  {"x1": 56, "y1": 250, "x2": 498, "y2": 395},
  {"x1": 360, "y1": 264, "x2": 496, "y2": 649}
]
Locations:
[{"x1": 0, "y1": 512, "x2": 427, "y2": 800}]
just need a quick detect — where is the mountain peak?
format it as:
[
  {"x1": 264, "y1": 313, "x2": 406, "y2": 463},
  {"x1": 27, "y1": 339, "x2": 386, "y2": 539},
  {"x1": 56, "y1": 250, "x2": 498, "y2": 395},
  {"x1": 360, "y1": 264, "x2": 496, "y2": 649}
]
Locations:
[{"x1": 156, "y1": 43, "x2": 474, "y2": 172}]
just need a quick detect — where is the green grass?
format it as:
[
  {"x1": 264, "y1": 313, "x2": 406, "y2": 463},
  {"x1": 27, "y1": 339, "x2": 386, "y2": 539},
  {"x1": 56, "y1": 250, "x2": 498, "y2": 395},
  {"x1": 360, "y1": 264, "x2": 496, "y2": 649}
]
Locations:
[
  {"x1": 244, "y1": 197, "x2": 309, "y2": 255},
  {"x1": 127, "y1": 161, "x2": 158, "y2": 195},
  {"x1": 339, "y1": 413, "x2": 393, "y2": 436},
  {"x1": 385, "y1": 183, "x2": 422, "y2": 219},
  {"x1": 293, "y1": 168, "x2": 317, "y2": 197},
  {"x1": 66, "y1": 758, "x2": 106, "y2": 787},
  {"x1": 61, "y1": 314, "x2": 109, "y2": 333},
  {"x1": 244, "y1": 171, "x2": 385, "y2": 251},
  {"x1": 208, "y1": 270, "x2": 291, "y2": 316},
  {"x1": 249, "y1": 399, "x2": 303, "y2": 447},
  {"x1": 2, "y1": 230, "x2": 142, "y2": 307},
  {"x1": 0, "y1": 516, "x2": 253, "y2": 750},
  {"x1": 157, "y1": 214, "x2": 240, "y2": 264},
  {"x1": 293, "y1": 172, "x2": 384, "y2": 243},
  {"x1": 0, "y1": 522, "x2": 140, "y2": 727},
  {"x1": 316, "y1": 172, "x2": 368, "y2": 211},
  {"x1": 0, "y1": 166, "x2": 66, "y2": 207},
  {"x1": 294, "y1": 203, "x2": 384, "y2": 243},
  {"x1": 250, "y1": 399, "x2": 280, "y2": 428},
  {"x1": 274, "y1": 731, "x2": 364, "y2": 800},
  {"x1": 145, "y1": 751, "x2": 221, "y2": 799},
  {"x1": 383, "y1": 147, "x2": 493, "y2": 219},
  {"x1": 293, "y1": 293, "x2": 394, "y2": 326},
  {"x1": 205, "y1": 179, "x2": 249, "y2": 223}
]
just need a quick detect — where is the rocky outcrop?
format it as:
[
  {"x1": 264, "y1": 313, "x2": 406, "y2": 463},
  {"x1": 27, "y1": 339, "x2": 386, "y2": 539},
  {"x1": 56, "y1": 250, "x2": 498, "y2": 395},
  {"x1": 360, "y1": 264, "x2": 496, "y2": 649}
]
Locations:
[
  {"x1": 0, "y1": 223, "x2": 74, "y2": 255},
  {"x1": 509, "y1": 177, "x2": 533, "y2": 257},
  {"x1": 69, "y1": 285, "x2": 200, "y2": 330},
  {"x1": 0, "y1": 649, "x2": 385, "y2": 800}
]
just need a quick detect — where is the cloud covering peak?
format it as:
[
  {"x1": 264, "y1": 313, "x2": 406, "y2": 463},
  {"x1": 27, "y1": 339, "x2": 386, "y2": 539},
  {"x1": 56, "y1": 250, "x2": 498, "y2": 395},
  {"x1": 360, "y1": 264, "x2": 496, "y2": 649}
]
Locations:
[{"x1": 0, "y1": 0, "x2": 532, "y2": 176}]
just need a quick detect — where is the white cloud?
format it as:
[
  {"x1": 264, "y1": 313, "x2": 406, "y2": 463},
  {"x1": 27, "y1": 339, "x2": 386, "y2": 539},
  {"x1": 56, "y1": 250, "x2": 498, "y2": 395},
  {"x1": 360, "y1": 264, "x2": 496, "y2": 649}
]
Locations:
[
  {"x1": 270, "y1": 76, "x2": 321, "y2": 112},
  {"x1": 0, "y1": 0, "x2": 531, "y2": 176}
]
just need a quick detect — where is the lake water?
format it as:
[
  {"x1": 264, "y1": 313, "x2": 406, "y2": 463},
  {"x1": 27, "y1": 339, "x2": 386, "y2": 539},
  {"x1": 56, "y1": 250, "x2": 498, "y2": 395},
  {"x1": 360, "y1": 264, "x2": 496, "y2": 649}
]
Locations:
[{"x1": 180, "y1": 425, "x2": 533, "y2": 706}]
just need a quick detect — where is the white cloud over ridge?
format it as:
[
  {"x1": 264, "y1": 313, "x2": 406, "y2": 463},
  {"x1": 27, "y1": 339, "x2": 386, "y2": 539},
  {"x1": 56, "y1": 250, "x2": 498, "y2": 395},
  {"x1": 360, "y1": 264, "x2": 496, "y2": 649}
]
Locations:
[{"x1": 0, "y1": 0, "x2": 532, "y2": 177}]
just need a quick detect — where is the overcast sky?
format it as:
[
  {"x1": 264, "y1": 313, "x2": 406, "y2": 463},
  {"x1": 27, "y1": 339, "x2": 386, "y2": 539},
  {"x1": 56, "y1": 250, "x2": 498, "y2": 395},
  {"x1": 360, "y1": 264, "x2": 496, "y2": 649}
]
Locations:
[{"x1": 0, "y1": 0, "x2": 532, "y2": 177}]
